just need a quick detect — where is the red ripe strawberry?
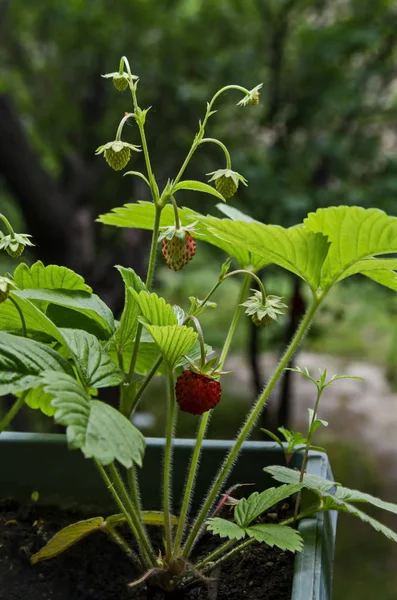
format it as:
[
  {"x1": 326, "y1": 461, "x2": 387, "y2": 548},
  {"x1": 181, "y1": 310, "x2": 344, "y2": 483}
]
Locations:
[
  {"x1": 175, "y1": 369, "x2": 222, "y2": 415},
  {"x1": 162, "y1": 231, "x2": 196, "y2": 272}
]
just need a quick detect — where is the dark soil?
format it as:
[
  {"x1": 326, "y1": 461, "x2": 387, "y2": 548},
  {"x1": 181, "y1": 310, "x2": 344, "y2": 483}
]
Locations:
[{"x1": 0, "y1": 500, "x2": 294, "y2": 600}]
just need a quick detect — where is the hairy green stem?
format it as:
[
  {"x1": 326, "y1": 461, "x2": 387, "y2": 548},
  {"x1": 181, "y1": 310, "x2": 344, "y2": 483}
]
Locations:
[
  {"x1": 182, "y1": 297, "x2": 322, "y2": 558},
  {"x1": 173, "y1": 275, "x2": 252, "y2": 554},
  {"x1": 9, "y1": 295, "x2": 27, "y2": 337},
  {"x1": 199, "y1": 138, "x2": 231, "y2": 169},
  {"x1": 294, "y1": 387, "x2": 322, "y2": 522},
  {"x1": 0, "y1": 213, "x2": 16, "y2": 238},
  {"x1": 170, "y1": 196, "x2": 181, "y2": 230},
  {"x1": 105, "y1": 524, "x2": 142, "y2": 568},
  {"x1": 115, "y1": 113, "x2": 134, "y2": 141},
  {"x1": 225, "y1": 269, "x2": 266, "y2": 303},
  {"x1": 164, "y1": 370, "x2": 177, "y2": 560},
  {"x1": 107, "y1": 463, "x2": 156, "y2": 566},
  {"x1": 0, "y1": 391, "x2": 28, "y2": 434}
]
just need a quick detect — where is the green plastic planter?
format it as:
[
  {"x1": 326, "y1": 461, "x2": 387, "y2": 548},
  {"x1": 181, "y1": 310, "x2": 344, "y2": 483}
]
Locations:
[{"x1": 0, "y1": 433, "x2": 337, "y2": 599}]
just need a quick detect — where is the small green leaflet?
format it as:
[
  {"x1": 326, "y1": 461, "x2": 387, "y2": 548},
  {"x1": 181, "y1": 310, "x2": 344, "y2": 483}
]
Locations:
[
  {"x1": 111, "y1": 266, "x2": 148, "y2": 351},
  {"x1": 206, "y1": 518, "x2": 303, "y2": 552},
  {"x1": 130, "y1": 290, "x2": 178, "y2": 326},
  {"x1": 235, "y1": 484, "x2": 303, "y2": 528},
  {"x1": 43, "y1": 372, "x2": 146, "y2": 468},
  {"x1": 24, "y1": 386, "x2": 55, "y2": 417},
  {"x1": 31, "y1": 517, "x2": 104, "y2": 564},
  {"x1": 245, "y1": 524, "x2": 303, "y2": 551},
  {"x1": 140, "y1": 323, "x2": 198, "y2": 369},
  {"x1": 172, "y1": 180, "x2": 226, "y2": 202},
  {"x1": 60, "y1": 329, "x2": 124, "y2": 388},
  {"x1": 207, "y1": 517, "x2": 246, "y2": 540},
  {"x1": 0, "y1": 332, "x2": 73, "y2": 396},
  {"x1": 13, "y1": 261, "x2": 92, "y2": 293},
  {"x1": 334, "y1": 487, "x2": 397, "y2": 515},
  {"x1": 321, "y1": 495, "x2": 397, "y2": 543},
  {"x1": 264, "y1": 465, "x2": 339, "y2": 494},
  {"x1": 105, "y1": 511, "x2": 179, "y2": 528}
]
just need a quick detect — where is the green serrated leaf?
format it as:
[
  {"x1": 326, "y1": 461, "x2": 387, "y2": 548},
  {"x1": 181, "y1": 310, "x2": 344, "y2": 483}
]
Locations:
[
  {"x1": 304, "y1": 206, "x2": 397, "y2": 290},
  {"x1": 235, "y1": 484, "x2": 303, "y2": 528},
  {"x1": 207, "y1": 221, "x2": 330, "y2": 292},
  {"x1": 60, "y1": 329, "x2": 124, "y2": 388},
  {"x1": 334, "y1": 487, "x2": 397, "y2": 515},
  {"x1": 112, "y1": 266, "x2": 148, "y2": 352},
  {"x1": 245, "y1": 524, "x2": 303, "y2": 552},
  {"x1": 173, "y1": 180, "x2": 226, "y2": 202},
  {"x1": 206, "y1": 517, "x2": 246, "y2": 540},
  {"x1": 141, "y1": 324, "x2": 198, "y2": 368},
  {"x1": 322, "y1": 495, "x2": 397, "y2": 542},
  {"x1": 264, "y1": 465, "x2": 339, "y2": 494},
  {"x1": 43, "y1": 372, "x2": 145, "y2": 467},
  {"x1": 130, "y1": 290, "x2": 178, "y2": 326},
  {"x1": 24, "y1": 386, "x2": 55, "y2": 417},
  {"x1": 31, "y1": 517, "x2": 104, "y2": 564},
  {"x1": 13, "y1": 261, "x2": 92, "y2": 293},
  {"x1": 0, "y1": 332, "x2": 73, "y2": 396},
  {"x1": 215, "y1": 203, "x2": 257, "y2": 223},
  {"x1": 13, "y1": 289, "x2": 115, "y2": 335}
]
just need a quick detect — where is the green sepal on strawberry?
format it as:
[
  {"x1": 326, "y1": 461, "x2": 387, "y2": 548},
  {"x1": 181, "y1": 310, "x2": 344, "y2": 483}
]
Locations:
[
  {"x1": 207, "y1": 169, "x2": 247, "y2": 199},
  {"x1": 159, "y1": 225, "x2": 197, "y2": 272},
  {"x1": 0, "y1": 233, "x2": 34, "y2": 258},
  {"x1": 95, "y1": 140, "x2": 142, "y2": 171},
  {"x1": 241, "y1": 290, "x2": 287, "y2": 328}
]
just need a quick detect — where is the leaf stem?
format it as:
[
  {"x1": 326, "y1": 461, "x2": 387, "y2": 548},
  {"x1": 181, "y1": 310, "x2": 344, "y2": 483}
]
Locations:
[
  {"x1": 164, "y1": 369, "x2": 177, "y2": 560},
  {"x1": 199, "y1": 138, "x2": 231, "y2": 169},
  {"x1": 105, "y1": 524, "x2": 142, "y2": 568},
  {"x1": 0, "y1": 391, "x2": 28, "y2": 434},
  {"x1": 225, "y1": 269, "x2": 266, "y2": 303},
  {"x1": 182, "y1": 297, "x2": 322, "y2": 558},
  {"x1": 9, "y1": 295, "x2": 27, "y2": 337},
  {"x1": 173, "y1": 275, "x2": 252, "y2": 555},
  {"x1": 107, "y1": 463, "x2": 157, "y2": 566},
  {"x1": 0, "y1": 213, "x2": 16, "y2": 238}
]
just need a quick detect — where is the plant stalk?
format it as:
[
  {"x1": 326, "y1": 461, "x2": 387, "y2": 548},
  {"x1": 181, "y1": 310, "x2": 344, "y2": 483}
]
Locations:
[
  {"x1": 164, "y1": 369, "x2": 177, "y2": 560},
  {"x1": 9, "y1": 295, "x2": 27, "y2": 337},
  {"x1": 182, "y1": 297, "x2": 322, "y2": 558},
  {"x1": 173, "y1": 274, "x2": 252, "y2": 554},
  {"x1": 0, "y1": 391, "x2": 28, "y2": 434}
]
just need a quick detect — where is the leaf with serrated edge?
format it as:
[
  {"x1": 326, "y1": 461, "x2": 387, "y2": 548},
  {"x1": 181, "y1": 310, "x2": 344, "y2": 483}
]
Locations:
[
  {"x1": 0, "y1": 332, "x2": 73, "y2": 396},
  {"x1": 61, "y1": 329, "x2": 123, "y2": 388},
  {"x1": 31, "y1": 517, "x2": 104, "y2": 564},
  {"x1": 13, "y1": 261, "x2": 92, "y2": 293},
  {"x1": 96, "y1": 201, "x2": 267, "y2": 271},
  {"x1": 130, "y1": 290, "x2": 177, "y2": 326},
  {"x1": 216, "y1": 203, "x2": 257, "y2": 223},
  {"x1": 235, "y1": 484, "x2": 303, "y2": 528},
  {"x1": 322, "y1": 495, "x2": 397, "y2": 542},
  {"x1": 304, "y1": 206, "x2": 397, "y2": 289},
  {"x1": 24, "y1": 386, "x2": 55, "y2": 417},
  {"x1": 206, "y1": 517, "x2": 246, "y2": 540},
  {"x1": 43, "y1": 372, "x2": 145, "y2": 467},
  {"x1": 207, "y1": 220, "x2": 330, "y2": 292},
  {"x1": 112, "y1": 266, "x2": 148, "y2": 351},
  {"x1": 334, "y1": 487, "x2": 397, "y2": 514},
  {"x1": 141, "y1": 324, "x2": 198, "y2": 368},
  {"x1": 246, "y1": 524, "x2": 303, "y2": 552},
  {"x1": 264, "y1": 465, "x2": 339, "y2": 494}
]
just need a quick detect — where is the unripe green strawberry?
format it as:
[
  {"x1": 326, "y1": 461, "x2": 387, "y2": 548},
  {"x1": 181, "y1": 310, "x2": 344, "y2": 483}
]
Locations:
[
  {"x1": 0, "y1": 233, "x2": 34, "y2": 257},
  {"x1": 112, "y1": 75, "x2": 129, "y2": 92},
  {"x1": 162, "y1": 231, "x2": 196, "y2": 272},
  {"x1": 104, "y1": 145, "x2": 131, "y2": 171},
  {"x1": 96, "y1": 140, "x2": 141, "y2": 171},
  {"x1": 175, "y1": 369, "x2": 222, "y2": 415},
  {"x1": 251, "y1": 313, "x2": 274, "y2": 327},
  {"x1": 207, "y1": 168, "x2": 247, "y2": 199},
  {"x1": 242, "y1": 291, "x2": 287, "y2": 328}
]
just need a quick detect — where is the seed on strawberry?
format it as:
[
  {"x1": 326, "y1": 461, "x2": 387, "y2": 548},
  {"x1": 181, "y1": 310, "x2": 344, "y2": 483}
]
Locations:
[
  {"x1": 162, "y1": 231, "x2": 196, "y2": 272},
  {"x1": 175, "y1": 369, "x2": 222, "y2": 415}
]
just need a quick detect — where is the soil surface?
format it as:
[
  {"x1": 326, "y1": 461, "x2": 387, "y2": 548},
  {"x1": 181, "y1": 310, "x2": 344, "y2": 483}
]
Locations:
[{"x1": 0, "y1": 500, "x2": 294, "y2": 600}]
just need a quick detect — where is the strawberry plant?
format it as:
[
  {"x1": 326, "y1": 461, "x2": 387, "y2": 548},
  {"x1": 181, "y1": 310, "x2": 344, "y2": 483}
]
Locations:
[{"x1": 1, "y1": 56, "x2": 397, "y2": 593}]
